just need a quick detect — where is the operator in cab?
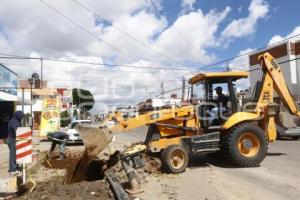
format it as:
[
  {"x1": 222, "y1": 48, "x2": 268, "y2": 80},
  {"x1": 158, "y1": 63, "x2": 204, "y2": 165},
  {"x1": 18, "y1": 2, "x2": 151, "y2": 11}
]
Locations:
[
  {"x1": 215, "y1": 86, "x2": 228, "y2": 108},
  {"x1": 210, "y1": 86, "x2": 228, "y2": 125}
]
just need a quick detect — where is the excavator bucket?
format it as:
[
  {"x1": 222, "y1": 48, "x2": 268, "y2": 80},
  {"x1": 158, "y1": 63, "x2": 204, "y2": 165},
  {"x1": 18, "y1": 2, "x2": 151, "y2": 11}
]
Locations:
[
  {"x1": 75, "y1": 124, "x2": 113, "y2": 157},
  {"x1": 44, "y1": 124, "x2": 113, "y2": 183},
  {"x1": 63, "y1": 125, "x2": 113, "y2": 183}
]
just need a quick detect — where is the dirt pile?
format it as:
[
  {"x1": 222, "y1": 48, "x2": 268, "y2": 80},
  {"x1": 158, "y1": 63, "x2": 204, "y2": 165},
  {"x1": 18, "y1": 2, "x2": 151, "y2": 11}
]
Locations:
[
  {"x1": 43, "y1": 150, "x2": 107, "y2": 183},
  {"x1": 43, "y1": 125, "x2": 113, "y2": 183},
  {"x1": 25, "y1": 135, "x2": 163, "y2": 199},
  {"x1": 143, "y1": 154, "x2": 162, "y2": 174},
  {"x1": 75, "y1": 125, "x2": 113, "y2": 157},
  {"x1": 16, "y1": 176, "x2": 112, "y2": 200}
]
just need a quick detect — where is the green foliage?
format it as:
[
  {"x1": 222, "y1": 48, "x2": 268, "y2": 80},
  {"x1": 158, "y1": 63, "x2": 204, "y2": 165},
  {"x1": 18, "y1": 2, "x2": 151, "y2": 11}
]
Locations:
[
  {"x1": 73, "y1": 109, "x2": 78, "y2": 120},
  {"x1": 72, "y1": 88, "x2": 95, "y2": 112},
  {"x1": 60, "y1": 110, "x2": 70, "y2": 127}
]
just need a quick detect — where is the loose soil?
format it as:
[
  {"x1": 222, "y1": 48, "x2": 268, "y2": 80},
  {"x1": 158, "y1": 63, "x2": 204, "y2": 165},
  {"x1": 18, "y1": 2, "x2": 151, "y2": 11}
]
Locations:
[
  {"x1": 43, "y1": 150, "x2": 106, "y2": 183},
  {"x1": 17, "y1": 136, "x2": 163, "y2": 200},
  {"x1": 143, "y1": 154, "x2": 162, "y2": 174},
  {"x1": 16, "y1": 176, "x2": 112, "y2": 200}
]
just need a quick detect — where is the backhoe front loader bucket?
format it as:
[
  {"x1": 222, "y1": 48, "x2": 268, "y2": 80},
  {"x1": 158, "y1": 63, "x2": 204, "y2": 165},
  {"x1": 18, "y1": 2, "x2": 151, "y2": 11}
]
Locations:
[
  {"x1": 63, "y1": 125, "x2": 113, "y2": 183},
  {"x1": 76, "y1": 124, "x2": 113, "y2": 157}
]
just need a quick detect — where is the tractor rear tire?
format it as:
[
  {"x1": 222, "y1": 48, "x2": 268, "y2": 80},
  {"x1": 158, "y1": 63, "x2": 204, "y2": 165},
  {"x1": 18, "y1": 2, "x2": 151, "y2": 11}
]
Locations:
[
  {"x1": 161, "y1": 145, "x2": 189, "y2": 173},
  {"x1": 222, "y1": 123, "x2": 267, "y2": 167}
]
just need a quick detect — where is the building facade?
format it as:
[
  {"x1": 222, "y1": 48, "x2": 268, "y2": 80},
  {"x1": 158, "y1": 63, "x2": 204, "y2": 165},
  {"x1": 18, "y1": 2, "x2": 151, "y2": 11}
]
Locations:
[
  {"x1": 0, "y1": 64, "x2": 18, "y2": 140},
  {"x1": 249, "y1": 40, "x2": 300, "y2": 97}
]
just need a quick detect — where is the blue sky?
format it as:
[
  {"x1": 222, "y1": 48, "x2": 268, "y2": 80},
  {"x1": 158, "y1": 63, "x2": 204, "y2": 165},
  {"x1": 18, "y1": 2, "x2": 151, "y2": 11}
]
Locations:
[
  {"x1": 0, "y1": 0, "x2": 300, "y2": 107},
  {"x1": 160, "y1": 0, "x2": 300, "y2": 66}
]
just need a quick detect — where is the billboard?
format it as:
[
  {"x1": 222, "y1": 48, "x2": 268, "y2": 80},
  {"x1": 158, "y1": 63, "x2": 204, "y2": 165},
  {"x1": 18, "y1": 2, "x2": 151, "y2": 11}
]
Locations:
[
  {"x1": 40, "y1": 98, "x2": 61, "y2": 137},
  {"x1": 0, "y1": 64, "x2": 18, "y2": 101}
]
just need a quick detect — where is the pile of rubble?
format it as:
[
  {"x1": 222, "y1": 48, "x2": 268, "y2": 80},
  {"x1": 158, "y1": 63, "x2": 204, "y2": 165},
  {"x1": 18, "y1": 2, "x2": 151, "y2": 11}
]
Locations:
[{"x1": 17, "y1": 147, "x2": 162, "y2": 199}]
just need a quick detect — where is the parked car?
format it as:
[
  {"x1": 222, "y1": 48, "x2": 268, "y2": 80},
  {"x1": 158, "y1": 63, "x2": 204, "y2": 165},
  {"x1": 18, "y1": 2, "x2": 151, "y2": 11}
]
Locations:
[{"x1": 66, "y1": 120, "x2": 92, "y2": 144}]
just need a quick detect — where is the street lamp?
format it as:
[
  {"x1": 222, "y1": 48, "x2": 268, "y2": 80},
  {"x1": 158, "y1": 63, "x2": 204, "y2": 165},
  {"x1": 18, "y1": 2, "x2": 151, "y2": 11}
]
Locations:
[
  {"x1": 28, "y1": 73, "x2": 40, "y2": 129},
  {"x1": 28, "y1": 78, "x2": 34, "y2": 128}
]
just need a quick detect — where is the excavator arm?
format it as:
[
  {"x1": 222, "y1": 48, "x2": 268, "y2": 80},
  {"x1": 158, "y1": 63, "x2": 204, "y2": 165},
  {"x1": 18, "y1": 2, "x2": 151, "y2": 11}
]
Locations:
[
  {"x1": 108, "y1": 106, "x2": 195, "y2": 132},
  {"x1": 255, "y1": 52, "x2": 300, "y2": 141},
  {"x1": 258, "y1": 53, "x2": 300, "y2": 116}
]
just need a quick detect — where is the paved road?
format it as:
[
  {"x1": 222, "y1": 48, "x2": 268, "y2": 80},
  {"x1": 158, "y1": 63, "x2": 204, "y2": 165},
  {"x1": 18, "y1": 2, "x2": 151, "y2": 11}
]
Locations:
[
  {"x1": 137, "y1": 140, "x2": 300, "y2": 200},
  {"x1": 1, "y1": 127, "x2": 300, "y2": 199},
  {"x1": 111, "y1": 128, "x2": 300, "y2": 200}
]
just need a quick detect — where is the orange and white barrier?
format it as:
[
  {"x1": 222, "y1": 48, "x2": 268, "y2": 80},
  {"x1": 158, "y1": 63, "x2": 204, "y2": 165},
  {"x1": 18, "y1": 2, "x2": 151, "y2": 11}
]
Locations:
[{"x1": 16, "y1": 127, "x2": 32, "y2": 165}]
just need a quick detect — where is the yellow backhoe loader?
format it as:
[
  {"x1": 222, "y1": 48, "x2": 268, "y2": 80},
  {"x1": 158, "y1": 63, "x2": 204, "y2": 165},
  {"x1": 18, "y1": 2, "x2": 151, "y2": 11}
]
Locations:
[{"x1": 79, "y1": 52, "x2": 300, "y2": 174}]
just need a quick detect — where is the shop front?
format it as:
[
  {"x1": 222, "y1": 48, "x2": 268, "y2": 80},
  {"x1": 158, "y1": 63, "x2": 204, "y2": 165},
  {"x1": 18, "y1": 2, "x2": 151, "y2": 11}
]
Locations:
[{"x1": 0, "y1": 63, "x2": 18, "y2": 140}]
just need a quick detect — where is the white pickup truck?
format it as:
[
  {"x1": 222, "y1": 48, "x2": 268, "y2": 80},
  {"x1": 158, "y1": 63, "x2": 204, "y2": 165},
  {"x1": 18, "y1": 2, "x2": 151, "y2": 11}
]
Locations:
[{"x1": 66, "y1": 120, "x2": 92, "y2": 144}]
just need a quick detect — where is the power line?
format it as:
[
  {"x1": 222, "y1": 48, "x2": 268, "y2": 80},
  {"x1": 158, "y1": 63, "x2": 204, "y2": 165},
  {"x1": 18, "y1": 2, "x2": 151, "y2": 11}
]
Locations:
[
  {"x1": 149, "y1": 0, "x2": 201, "y2": 57},
  {"x1": 141, "y1": 70, "x2": 195, "y2": 99},
  {"x1": 72, "y1": 0, "x2": 179, "y2": 64},
  {"x1": 199, "y1": 32, "x2": 300, "y2": 71},
  {"x1": 231, "y1": 56, "x2": 300, "y2": 73},
  {"x1": 155, "y1": 57, "x2": 300, "y2": 99},
  {"x1": 39, "y1": 0, "x2": 134, "y2": 62},
  {"x1": 0, "y1": 53, "x2": 190, "y2": 71},
  {"x1": 0, "y1": 62, "x2": 185, "y2": 74}
]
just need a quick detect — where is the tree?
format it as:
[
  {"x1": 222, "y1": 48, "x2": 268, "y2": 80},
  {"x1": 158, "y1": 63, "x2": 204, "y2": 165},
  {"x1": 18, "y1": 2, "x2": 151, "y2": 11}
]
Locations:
[
  {"x1": 60, "y1": 110, "x2": 70, "y2": 127},
  {"x1": 72, "y1": 88, "x2": 95, "y2": 112}
]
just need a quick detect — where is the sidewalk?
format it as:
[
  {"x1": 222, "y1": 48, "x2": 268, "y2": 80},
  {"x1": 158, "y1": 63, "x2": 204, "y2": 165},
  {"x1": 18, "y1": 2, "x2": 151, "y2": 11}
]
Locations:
[
  {"x1": 0, "y1": 143, "x2": 9, "y2": 178},
  {"x1": 0, "y1": 142, "x2": 17, "y2": 194}
]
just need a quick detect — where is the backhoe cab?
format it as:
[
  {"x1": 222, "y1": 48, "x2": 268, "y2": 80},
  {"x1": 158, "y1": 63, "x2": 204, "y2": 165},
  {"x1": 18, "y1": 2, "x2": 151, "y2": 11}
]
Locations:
[{"x1": 189, "y1": 71, "x2": 248, "y2": 129}]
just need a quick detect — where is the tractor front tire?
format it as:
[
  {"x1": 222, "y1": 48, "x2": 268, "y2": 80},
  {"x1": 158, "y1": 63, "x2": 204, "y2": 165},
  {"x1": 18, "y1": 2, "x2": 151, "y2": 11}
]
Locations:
[
  {"x1": 161, "y1": 145, "x2": 189, "y2": 173},
  {"x1": 222, "y1": 123, "x2": 267, "y2": 167}
]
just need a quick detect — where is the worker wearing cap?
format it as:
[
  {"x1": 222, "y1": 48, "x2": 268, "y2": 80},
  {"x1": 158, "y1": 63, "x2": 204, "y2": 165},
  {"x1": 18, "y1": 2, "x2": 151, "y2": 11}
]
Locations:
[
  {"x1": 47, "y1": 132, "x2": 69, "y2": 159},
  {"x1": 215, "y1": 86, "x2": 228, "y2": 108},
  {"x1": 210, "y1": 86, "x2": 228, "y2": 124}
]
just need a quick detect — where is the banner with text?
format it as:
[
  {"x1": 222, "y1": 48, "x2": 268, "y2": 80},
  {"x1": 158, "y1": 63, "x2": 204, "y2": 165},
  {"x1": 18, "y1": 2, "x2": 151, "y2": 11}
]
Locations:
[{"x1": 40, "y1": 98, "x2": 61, "y2": 137}]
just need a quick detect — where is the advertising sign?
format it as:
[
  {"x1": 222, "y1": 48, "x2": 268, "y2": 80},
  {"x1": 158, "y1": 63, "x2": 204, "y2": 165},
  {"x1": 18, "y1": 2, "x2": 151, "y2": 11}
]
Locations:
[{"x1": 40, "y1": 98, "x2": 61, "y2": 137}]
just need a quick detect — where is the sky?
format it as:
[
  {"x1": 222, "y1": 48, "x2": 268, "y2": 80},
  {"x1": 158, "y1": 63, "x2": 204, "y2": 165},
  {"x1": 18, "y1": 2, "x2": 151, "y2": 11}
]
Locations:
[{"x1": 0, "y1": 0, "x2": 300, "y2": 113}]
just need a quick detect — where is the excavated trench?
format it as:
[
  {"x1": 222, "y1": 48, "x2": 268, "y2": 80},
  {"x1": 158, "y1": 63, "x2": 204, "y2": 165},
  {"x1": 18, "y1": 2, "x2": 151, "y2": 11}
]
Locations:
[{"x1": 17, "y1": 125, "x2": 162, "y2": 199}]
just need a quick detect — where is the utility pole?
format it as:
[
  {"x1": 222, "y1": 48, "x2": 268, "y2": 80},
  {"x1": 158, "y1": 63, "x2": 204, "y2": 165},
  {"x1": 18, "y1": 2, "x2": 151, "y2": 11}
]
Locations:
[
  {"x1": 21, "y1": 88, "x2": 24, "y2": 113},
  {"x1": 181, "y1": 77, "x2": 185, "y2": 101},
  {"x1": 227, "y1": 61, "x2": 230, "y2": 71},
  {"x1": 28, "y1": 78, "x2": 34, "y2": 128},
  {"x1": 40, "y1": 58, "x2": 43, "y2": 87},
  {"x1": 161, "y1": 82, "x2": 165, "y2": 106}
]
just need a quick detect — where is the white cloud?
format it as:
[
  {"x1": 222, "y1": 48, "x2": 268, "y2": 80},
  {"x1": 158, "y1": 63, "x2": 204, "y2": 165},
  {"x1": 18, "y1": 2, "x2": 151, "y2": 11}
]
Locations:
[
  {"x1": 238, "y1": 6, "x2": 243, "y2": 12},
  {"x1": 0, "y1": 0, "x2": 98, "y2": 57},
  {"x1": 221, "y1": 0, "x2": 269, "y2": 40},
  {"x1": 0, "y1": 33, "x2": 11, "y2": 52},
  {"x1": 268, "y1": 26, "x2": 300, "y2": 45},
  {"x1": 229, "y1": 48, "x2": 254, "y2": 91},
  {"x1": 181, "y1": 0, "x2": 196, "y2": 11},
  {"x1": 83, "y1": 0, "x2": 146, "y2": 21},
  {"x1": 89, "y1": 11, "x2": 168, "y2": 63},
  {"x1": 1, "y1": 0, "x2": 272, "y2": 113},
  {"x1": 155, "y1": 6, "x2": 231, "y2": 65}
]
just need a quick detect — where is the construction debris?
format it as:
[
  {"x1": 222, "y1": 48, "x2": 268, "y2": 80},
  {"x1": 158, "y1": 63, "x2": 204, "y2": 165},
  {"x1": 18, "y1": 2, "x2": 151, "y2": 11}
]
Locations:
[
  {"x1": 43, "y1": 125, "x2": 113, "y2": 183},
  {"x1": 16, "y1": 125, "x2": 163, "y2": 199}
]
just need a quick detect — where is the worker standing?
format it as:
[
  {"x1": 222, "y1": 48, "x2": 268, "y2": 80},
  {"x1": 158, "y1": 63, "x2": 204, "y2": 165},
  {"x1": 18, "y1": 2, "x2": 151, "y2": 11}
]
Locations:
[
  {"x1": 7, "y1": 111, "x2": 24, "y2": 175},
  {"x1": 47, "y1": 132, "x2": 69, "y2": 159}
]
